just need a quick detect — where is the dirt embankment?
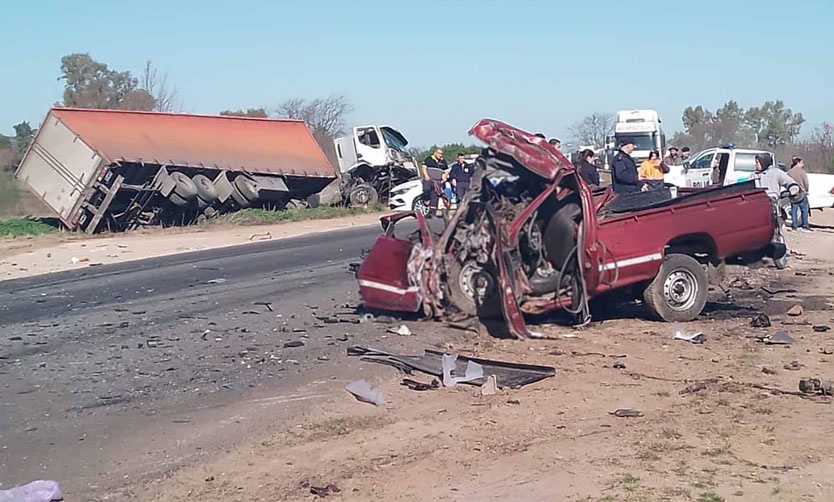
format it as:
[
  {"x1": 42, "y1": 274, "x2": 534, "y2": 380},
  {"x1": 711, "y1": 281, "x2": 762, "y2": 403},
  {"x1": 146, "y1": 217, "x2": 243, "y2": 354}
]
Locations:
[{"x1": 0, "y1": 213, "x2": 383, "y2": 281}]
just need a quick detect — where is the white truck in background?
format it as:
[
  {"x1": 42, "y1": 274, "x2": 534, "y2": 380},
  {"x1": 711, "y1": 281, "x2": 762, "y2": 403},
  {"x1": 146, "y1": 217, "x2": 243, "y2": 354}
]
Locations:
[
  {"x1": 613, "y1": 109, "x2": 666, "y2": 164},
  {"x1": 333, "y1": 125, "x2": 419, "y2": 207}
]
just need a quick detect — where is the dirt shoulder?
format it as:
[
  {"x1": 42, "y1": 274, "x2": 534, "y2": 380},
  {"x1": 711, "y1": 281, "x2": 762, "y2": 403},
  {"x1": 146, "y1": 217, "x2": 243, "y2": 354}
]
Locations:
[
  {"x1": 0, "y1": 212, "x2": 383, "y2": 281},
  {"x1": 134, "y1": 211, "x2": 834, "y2": 502}
]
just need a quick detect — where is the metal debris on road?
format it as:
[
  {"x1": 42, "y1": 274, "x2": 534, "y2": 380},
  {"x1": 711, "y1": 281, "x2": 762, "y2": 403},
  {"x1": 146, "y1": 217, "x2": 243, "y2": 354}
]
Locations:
[
  {"x1": 249, "y1": 232, "x2": 272, "y2": 241},
  {"x1": 401, "y1": 378, "x2": 439, "y2": 391},
  {"x1": 442, "y1": 353, "x2": 484, "y2": 387},
  {"x1": 613, "y1": 361, "x2": 627, "y2": 370},
  {"x1": 283, "y1": 341, "x2": 305, "y2": 348},
  {"x1": 254, "y1": 302, "x2": 273, "y2": 312},
  {"x1": 610, "y1": 409, "x2": 643, "y2": 418},
  {"x1": 345, "y1": 379, "x2": 386, "y2": 407},
  {"x1": 386, "y1": 324, "x2": 412, "y2": 336},
  {"x1": 763, "y1": 331, "x2": 797, "y2": 345},
  {"x1": 750, "y1": 314, "x2": 771, "y2": 328},
  {"x1": 799, "y1": 378, "x2": 834, "y2": 396},
  {"x1": 206, "y1": 278, "x2": 227, "y2": 285},
  {"x1": 309, "y1": 483, "x2": 341, "y2": 498},
  {"x1": 673, "y1": 330, "x2": 706, "y2": 344},
  {"x1": 813, "y1": 325, "x2": 831, "y2": 333}
]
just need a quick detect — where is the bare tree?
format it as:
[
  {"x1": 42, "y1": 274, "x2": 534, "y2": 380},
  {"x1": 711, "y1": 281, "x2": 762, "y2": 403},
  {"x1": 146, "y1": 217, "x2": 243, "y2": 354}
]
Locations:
[
  {"x1": 810, "y1": 122, "x2": 834, "y2": 170},
  {"x1": 275, "y1": 95, "x2": 353, "y2": 138},
  {"x1": 568, "y1": 113, "x2": 615, "y2": 147},
  {"x1": 140, "y1": 61, "x2": 183, "y2": 112}
]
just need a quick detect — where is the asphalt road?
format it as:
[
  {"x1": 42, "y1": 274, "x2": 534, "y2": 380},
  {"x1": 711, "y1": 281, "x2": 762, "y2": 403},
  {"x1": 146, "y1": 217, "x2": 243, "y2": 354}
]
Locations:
[{"x1": 0, "y1": 223, "x2": 393, "y2": 498}]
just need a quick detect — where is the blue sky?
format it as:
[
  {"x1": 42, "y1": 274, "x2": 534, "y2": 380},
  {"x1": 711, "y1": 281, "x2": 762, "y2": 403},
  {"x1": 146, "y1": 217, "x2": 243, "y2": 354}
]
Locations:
[{"x1": 1, "y1": 0, "x2": 832, "y2": 147}]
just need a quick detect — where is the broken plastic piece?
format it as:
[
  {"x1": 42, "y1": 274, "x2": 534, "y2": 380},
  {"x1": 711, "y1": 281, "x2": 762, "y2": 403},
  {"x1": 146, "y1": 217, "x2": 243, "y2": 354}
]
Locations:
[
  {"x1": 442, "y1": 353, "x2": 484, "y2": 387},
  {"x1": 481, "y1": 375, "x2": 499, "y2": 396},
  {"x1": 396, "y1": 324, "x2": 412, "y2": 336},
  {"x1": 610, "y1": 409, "x2": 643, "y2": 418},
  {"x1": 0, "y1": 480, "x2": 63, "y2": 502},
  {"x1": 673, "y1": 330, "x2": 706, "y2": 344},
  {"x1": 345, "y1": 379, "x2": 386, "y2": 406},
  {"x1": 764, "y1": 331, "x2": 796, "y2": 345}
]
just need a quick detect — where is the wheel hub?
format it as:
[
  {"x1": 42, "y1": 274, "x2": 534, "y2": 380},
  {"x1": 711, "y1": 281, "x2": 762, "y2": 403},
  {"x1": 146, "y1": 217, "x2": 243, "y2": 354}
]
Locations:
[
  {"x1": 459, "y1": 262, "x2": 492, "y2": 301},
  {"x1": 663, "y1": 269, "x2": 698, "y2": 311}
]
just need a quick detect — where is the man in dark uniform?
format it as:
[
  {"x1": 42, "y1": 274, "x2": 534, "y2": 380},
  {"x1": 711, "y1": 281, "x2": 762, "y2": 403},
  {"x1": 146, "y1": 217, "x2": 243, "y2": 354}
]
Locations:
[
  {"x1": 611, "y1": 138, "x2": 640, "y2": 194},
  {"x1": 449, "y1": 153, "x2": 473, "y2": 200},
  {"x1": 421, "y1": 148, "x2": 448, "y2": 213}
]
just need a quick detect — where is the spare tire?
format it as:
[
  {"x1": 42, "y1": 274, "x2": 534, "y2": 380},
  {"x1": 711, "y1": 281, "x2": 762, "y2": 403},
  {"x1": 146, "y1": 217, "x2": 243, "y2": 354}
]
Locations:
[
  {"x1": 192, "y1": 174, "x2": 219, "y2": 204},
  {"x1": 233, "y1": 175, "x2": 259, "y2": 203},
  {"x1": 171, "y1": 172, "x2": 198, "y2": 200}
]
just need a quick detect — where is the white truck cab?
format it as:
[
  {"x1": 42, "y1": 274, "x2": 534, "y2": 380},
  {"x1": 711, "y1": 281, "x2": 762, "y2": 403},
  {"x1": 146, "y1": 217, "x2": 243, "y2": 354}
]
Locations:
[{"x1": 613, "y1": 109, "x2": 665, "y2": 164}]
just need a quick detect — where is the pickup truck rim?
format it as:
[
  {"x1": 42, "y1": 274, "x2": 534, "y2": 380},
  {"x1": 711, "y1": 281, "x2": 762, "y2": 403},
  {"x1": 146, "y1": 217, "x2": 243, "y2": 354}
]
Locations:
[{"x1": 663, "y1": 270, "x2": 698, "y2": 311}]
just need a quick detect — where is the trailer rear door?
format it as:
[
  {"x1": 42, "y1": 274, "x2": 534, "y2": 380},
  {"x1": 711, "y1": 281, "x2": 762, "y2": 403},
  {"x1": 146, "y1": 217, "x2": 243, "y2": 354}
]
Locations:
[{"x1": 15, "y1": 111, "x2": 104, "y2": 226}]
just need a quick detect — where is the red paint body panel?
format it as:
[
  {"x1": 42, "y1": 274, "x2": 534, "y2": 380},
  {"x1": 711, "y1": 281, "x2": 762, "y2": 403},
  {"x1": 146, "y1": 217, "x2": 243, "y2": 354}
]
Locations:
[{"x1": 50, "y1": 108, "x2": 336, "y2": 178}]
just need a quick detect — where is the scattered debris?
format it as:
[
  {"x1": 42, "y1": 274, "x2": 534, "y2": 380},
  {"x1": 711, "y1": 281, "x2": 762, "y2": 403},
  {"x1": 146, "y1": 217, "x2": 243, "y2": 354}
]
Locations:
[
  {"x1": 610, "y1": 409, "x2": 643, "y2": 418},
  {"x1": 750, "y1": 314, "x2": 772, "y2": 328},
  {"x1": 401, "y1": 378, "x2": 439, "y2": 391},
  {"x1": 813, "y1": 325, "x2": 831, "y2": 333},
  {"x1": 345, "y1": 379, "x2": 386, "y2": 407},
  {"x1": 249, "y1": 232, "x2": 272, "y2": 241},
  {"x1": 506, "y1": 399, "x2": 521, "y2": 405},
  {"x1": 396, "y1": 324, "x2": 412, "y2": 336},
  {"x1": 728, "y1": 277, "x2": 753, "y2": 290},
  {"x1": 613, "y1": 360, "x2": 627, "y2": 370},
  {"x1": 309, "y1": 483, "x2": 341, "y2": 498},
  {"x1": 763, "y1": 331, "x2": 797, "y2": 345},
  {"x1": 761, "y1": 365, "x2": 778, "y2": 375},
  {"x1": 348, "y1": 346, "x2": 555, "y2": 389},
  {"x1": 480, "y1": 375, "x2": 499, "y2": 396},
  {"x1": 673, "y1": 330, "x2": 706, "y2": 344},
  {"x1": 784, "y1": 360, "x2": 803, "y2": 371},
  {"x1": 799, "y1": 378, "x2": 834, "y2": 396},
  {"x1": 562, "y1": 333, "x2": 579, "y2": 339},
  {"x1": 0, "y1": 480, "x2": 63, "y2": 502},
  {"x1": 206, "y1": 278, "x2": 227, "y2": 285},
  {"x1": 442, "y1": 353, "x2": 484, "y2": 387},
  {"x1": 283, "y1": 341, "x2": 305, "y2": 348},
  {"x1": 317, "y1": 355, "x2": 330, "y2": 361},
  {"x1": 787, "y1": 305, "x2": 804, "y2": 317},
  {"x1": 821, "y1": 348, "x2": 834, "y2": 355},
  {"x1": 679, "y1": 379, "x2": 719, "y2": 395},
  {"x1": 254, "y1": 302, "x2": 273, "y2": 312},
  {"x1": 761, "y1": 286, "x2": 798, "y2": 295}
]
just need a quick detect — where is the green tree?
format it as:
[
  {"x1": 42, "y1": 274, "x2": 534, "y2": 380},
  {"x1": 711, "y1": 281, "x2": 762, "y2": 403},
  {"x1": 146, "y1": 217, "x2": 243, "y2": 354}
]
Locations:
[
  {"x1": 59, "y1": 53, "x2": 156, "y2": 111},
  {"x1": 744, "y1": 100, "x2": 804, "y2": 148},
  {"x1": 11, "y1": 122, "x2": 36, "y2": 169},
  {"x1": 219, "y1": 108, "x2": 268, "y2": 118}
]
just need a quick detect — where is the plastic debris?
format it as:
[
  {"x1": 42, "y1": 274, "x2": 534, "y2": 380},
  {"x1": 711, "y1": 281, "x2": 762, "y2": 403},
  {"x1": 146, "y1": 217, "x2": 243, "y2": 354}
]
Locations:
[
  {"x1": 441, "y1": 352, "x2": 484, "y2": 387},
  {"x1": 345, "y1": 379, "x2": 386, "y2": 406},
  {"x1": 610, "y1": 409, "x2": 643, "y2": 418},
  {"x1": 401, "y1": 378, "x2": 439, "y2": 391},
  {"x1": 480, "y1": 375, "x2": 499, "y2": 396},
  {"x1": 673, "y1": 330, "x2": 706, "y2": 344},
  {"x1": 206, "y1": 278, "x2": 227, "y2": 285},
  {"x1": 0, "y1": 480, "x2": 63, "y2": 502},
  {"x1": 396, "y1": 324, "x2": 412, "y2": 336},
  {"x1": 764, "y1": 331, "x2": 796, "y2": 345}
]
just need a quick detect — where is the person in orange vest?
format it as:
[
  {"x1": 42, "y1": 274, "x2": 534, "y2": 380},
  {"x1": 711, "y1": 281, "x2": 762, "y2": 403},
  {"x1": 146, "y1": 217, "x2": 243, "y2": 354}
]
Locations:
[{"x1": 638, "y1": 150, "x2": 667, "y2": 191}]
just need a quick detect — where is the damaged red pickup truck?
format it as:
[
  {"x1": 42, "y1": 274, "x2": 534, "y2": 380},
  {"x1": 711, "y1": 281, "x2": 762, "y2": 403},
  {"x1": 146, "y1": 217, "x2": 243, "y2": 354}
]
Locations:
[{"x1": 357, "y1": 119, "x2": 785, "y2": 339}]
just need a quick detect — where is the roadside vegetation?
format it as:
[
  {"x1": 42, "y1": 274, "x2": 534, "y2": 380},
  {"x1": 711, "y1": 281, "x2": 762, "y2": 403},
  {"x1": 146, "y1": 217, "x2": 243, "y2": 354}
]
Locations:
[
  {"x1": 211, "y1": 204, "x2": 384, "y2": 226},
  {"x1": 0, "y1": 218, "x2": 58, "y2": 237}
]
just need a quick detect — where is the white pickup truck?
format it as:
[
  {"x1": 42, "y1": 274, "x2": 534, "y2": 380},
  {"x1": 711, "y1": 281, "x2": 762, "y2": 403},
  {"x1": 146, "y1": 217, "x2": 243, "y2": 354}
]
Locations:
[{"x1": 666, "y1": 146, "x2": 834, "y2": 211}]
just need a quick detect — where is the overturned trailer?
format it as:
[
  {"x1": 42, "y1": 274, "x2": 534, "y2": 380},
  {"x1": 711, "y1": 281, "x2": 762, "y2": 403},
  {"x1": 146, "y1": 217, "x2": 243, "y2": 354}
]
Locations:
[{"x1": 16, "y1": 108, "x2": 336, "y2": 233}]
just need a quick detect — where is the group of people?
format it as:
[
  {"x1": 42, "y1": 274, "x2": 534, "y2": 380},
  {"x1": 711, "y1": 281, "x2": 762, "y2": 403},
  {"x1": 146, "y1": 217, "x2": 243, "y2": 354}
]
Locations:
[
  {"x1": 420, "y1": 148, "x2": 474, "y2": 211},
  {"x1": 610, "y1": 139, "x2": 693, "y2": 194}
]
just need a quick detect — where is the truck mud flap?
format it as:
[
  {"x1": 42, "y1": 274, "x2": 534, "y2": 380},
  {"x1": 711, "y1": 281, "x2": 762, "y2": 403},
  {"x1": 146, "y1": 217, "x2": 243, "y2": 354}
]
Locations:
[{"x1": 249, "y1": 174, "x2": 289, "y2": 201}]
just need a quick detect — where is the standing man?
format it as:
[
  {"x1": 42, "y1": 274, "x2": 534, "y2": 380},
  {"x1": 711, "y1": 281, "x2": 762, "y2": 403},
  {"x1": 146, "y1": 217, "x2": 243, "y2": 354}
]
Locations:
[
  {"x1": 787, "y1": 157, "x2": 811, "y2": 232},
  {"x1": 421, "y1": 148, "x2": 448, "y2": 214},
  {"x1": 577, "y1": 149, "x2": 601, "y2": 189},
  {"x1": 680, "y1": 147, "x2": 692, "y2": 162},
  {"x1": 549, "y1": 138, "x2": 562, "y2": 151},
  {"x1": 753, "y1": 153, "x2": 798, "y2": 201},
  {"x1": 449, "y1": 153, "x2": 473, "y2": 201},
  {"x1": 663, "y1": 147, "x2": 681, "y2": 166},
  {"x1": 611, "y1": 138, "x2": 640, "y2": 194}
]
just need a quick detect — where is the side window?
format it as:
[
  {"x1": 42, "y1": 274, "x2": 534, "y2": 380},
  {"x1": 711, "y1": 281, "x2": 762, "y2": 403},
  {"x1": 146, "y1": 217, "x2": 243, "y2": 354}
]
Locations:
[
  {"x1": 357, "y1": 127, "x2": 381, "y2": 148},
  {"x1": 734, "y1": 153, "x2": 758, "y2": 172},
  {"x1": 690, "y1": 152, "x2": 715, "y2": 170}
]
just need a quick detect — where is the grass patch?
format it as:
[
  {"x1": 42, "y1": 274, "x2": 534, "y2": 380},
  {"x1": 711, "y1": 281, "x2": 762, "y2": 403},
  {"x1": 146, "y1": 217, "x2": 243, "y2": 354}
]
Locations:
[
  {"x1": 622, "y1": 473, "x2": 639, "y2": 486},
  {"x1": 0, "y1": 217, "x2": 58, "y2": 237},
  {"x1": 0, "y1": 172, "x2": 49, "y2": 219},
  {"x1": 703, "y1": 444, "x2": 733, "y2": 457},
  {"x1": 210, "y1": 205, "x2": 384, "y2": 226},
  {"x1": 654, "y1": 390, "x2": 671, "y2": 398},
  {"x1": 697, "y1": 493, "x2": 724, "y2": 502},
  {"x1": 674, "y1": 460, "x2": 689, "y2": 476}
]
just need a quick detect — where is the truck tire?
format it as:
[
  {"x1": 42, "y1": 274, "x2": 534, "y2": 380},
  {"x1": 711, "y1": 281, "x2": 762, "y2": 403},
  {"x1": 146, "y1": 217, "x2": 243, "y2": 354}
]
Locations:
[
  {"x1": 169, "y1": 192, "x2": 190, "y2": 207},
  {"x1": 447, "y1": 260, "x2": 502, "y2": 319},
  {"x1": 233, "y1": 175, "x2": 259, "y2": 203},
  {"x1": 643, "y1": 254, "x2": 708, "y2": 322},
  {"x1": 192, "y1": 174, "x2": 219, "y2": 204},
  {"x1": 285, "y1": 198, "x2": 308, "y2": 210},
  {"x1": 171, "y1": 172, "x2": 198, "y2": 200},
  {"x1": 230, "y1": 186, "x2": 251, "y2": 209},
  {"x1": 348, "y1": 183, "x2": 379, "y2": 208}
]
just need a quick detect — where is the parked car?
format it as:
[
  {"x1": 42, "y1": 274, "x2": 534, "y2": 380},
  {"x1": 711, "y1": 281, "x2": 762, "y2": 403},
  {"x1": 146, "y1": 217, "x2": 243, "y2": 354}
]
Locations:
[{"x1": 357, "y1": 119, "x2": 785, "y2": 339}]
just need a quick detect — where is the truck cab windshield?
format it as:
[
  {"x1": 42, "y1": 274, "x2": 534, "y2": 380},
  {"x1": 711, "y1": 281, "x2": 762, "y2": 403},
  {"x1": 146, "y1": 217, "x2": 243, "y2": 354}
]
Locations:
[{"x1": 617, "y1": 134, "x2": 655, "y2": 152}]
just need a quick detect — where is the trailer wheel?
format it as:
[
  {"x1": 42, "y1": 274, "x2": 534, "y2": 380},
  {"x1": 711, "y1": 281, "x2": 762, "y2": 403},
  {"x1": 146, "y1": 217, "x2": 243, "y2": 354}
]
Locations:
[
  {"x1": 347, "y1": 183, "x2": 378, "y2": 208},
  {"x1": 230, "y1": 187, "x2": 251, "y2": 209},
  {"x1": 192, "y1": 174, "x2": 219, "y2": 204},
  {"x1": 447, "y1": 260, "x2": 502, "y2": 319},
  {"x1": 171, "y1": 172, "x2": 198, "y2": 200},
  {"x1": 233, "y1": 175, "x2": 259, "y2": 203},
  {"x1": 643, "y1": 254, "x2": 708, "y2": 322},
  {"x1": 169, "y1": 192, "x2": 190, "y2": 207},
  {"x1": 285, "y1": 198, "x2": 308, "y2": 211}
]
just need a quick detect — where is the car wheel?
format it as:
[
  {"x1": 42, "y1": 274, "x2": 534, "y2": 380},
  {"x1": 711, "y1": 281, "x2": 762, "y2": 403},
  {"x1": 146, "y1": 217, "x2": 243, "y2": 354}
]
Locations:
[
  {"x1": 348, "y1": 183, "x2": 379, "y2": 208},
  {"x1": 192, "y1": 174, "x2": 219, "y2": 204},
  {"x1": 171, "y1": 172, "x2": 198, "y2": 200},
  {"x1": 233, "y1": 175, "x2": 259, "y2": 203},
  {"x1": 447, "y1": 260, "x2": 502, "y2": 318},
  {"x1": 773, "y1": 233, "x2": 788, "y2": 270},
  {"x1": 412, "y1": 196, "x2": 431, "y2": 216},
  {"x1": 643, "y1": 254, "x2": 708, "y2": 322}
]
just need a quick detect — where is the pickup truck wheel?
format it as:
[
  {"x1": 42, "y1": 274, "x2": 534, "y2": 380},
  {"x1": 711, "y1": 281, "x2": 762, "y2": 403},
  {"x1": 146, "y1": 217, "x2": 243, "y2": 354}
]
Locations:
[
  {"x1": 348, "y1": 183, "x2": 379, "y2": 208},
  {"x1": 447, "y1": 261, "x2": 501, "y2": 319},
  {"x1": 643, "y1": 254, "x2": 707, "y2": 322},
  {"x1": 233, "y1": 175, "x2": 260, "y2": 203},
  {"x1": 171, "y1": 172, "x2": 198, "y2": 200},
  {"x1": 773, "y1": 233, "x2": 788, "y2": 270},
  {"x1": 192, "y1": 174, "x2": 219, "y2": 204}
]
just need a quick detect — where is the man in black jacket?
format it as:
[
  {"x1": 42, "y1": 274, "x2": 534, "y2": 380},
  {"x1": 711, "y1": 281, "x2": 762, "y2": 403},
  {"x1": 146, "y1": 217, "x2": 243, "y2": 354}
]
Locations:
[
  {"x1": 577, "y1": 149, "x2": 600, "y2": 189},
  {"x1": 449, "y1": 153, "x2": 473, "y2": 200},
  {"x1": 611, "y1": 138, "x2": 640, "y2": 194}
]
